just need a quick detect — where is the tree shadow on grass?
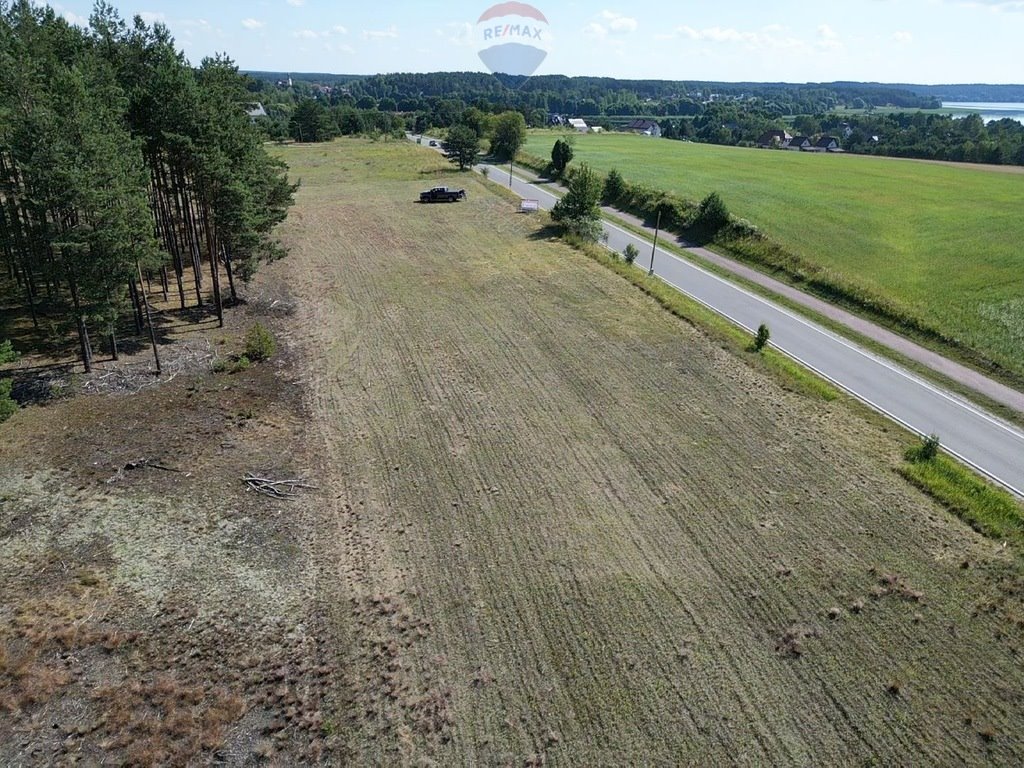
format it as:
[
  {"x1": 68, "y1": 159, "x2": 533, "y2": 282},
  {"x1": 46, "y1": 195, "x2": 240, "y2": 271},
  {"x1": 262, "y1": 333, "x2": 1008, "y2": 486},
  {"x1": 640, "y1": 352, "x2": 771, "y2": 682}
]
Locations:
[{"x1": 528, "y1": 224, "x2": 563, "y2": 241}]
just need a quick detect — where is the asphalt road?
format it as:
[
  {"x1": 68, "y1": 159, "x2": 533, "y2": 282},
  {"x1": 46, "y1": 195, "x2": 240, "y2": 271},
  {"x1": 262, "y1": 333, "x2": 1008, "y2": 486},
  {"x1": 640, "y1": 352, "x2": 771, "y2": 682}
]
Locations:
[{"x1": 411, "y1": 138, "x2": 1024, "y2": 496}]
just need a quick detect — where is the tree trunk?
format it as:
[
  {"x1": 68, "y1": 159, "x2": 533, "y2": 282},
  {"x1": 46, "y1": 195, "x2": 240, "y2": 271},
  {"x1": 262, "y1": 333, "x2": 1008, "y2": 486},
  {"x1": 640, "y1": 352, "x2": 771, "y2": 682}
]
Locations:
[
  {"x1": 68, "y1": 275, "x2": 92, "y2": 373},
  {"x1": 201, "y1": 200, "x2": 223, "y2": 327},
  {"x1": 155, "y1": 160, "x2": 187, "y2": 309},
  {"x1": 176, "y1": 167, "x2": 204, "y2": 305},
  {"x1": 222, "y1": 243, "x2": 238, "y2": 303},
  {"x1": 128, "y1": 278, "x2": 144, "y2": 333},
  {"x1": 136, "y1": 258, "x2": 161, "y2": 374}
]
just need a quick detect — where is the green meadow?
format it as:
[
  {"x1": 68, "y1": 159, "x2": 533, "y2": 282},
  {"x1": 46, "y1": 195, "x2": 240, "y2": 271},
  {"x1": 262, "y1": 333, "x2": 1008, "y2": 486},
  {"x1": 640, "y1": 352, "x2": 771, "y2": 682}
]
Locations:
[{"x1": 523, "y1": 131, "x2": 1024, "y2": 381}]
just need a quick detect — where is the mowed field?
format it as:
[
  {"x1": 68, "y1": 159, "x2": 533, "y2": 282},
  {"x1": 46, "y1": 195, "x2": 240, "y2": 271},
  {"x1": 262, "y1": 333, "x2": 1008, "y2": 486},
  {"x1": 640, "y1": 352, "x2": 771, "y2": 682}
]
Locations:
[
  {"x1": 273, "y1": 138, "x2": 1024, "y2": 764},
  {"x1": 522, "y1": 131, "x2": 1024, "y2": 379}
]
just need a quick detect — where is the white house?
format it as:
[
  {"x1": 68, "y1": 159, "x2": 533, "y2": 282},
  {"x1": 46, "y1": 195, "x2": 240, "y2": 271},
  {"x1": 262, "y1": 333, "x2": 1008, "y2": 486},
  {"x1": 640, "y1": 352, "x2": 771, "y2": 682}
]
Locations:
[
  {"x1": 784, "y1": 136, "x2": 812, "y2": 151},
  {"x1": 568, "y1": 118, "x2": 589, "y2": 132}
]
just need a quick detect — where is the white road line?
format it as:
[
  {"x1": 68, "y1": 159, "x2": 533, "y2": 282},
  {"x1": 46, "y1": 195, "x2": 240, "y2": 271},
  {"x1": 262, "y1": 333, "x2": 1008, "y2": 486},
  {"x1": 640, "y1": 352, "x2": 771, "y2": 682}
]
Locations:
[
  {"x1": 505, "y1": 165, "x2": 1024, "y2": 444},
  {"x1": 461, "y1": 153, "x2": 1024, "y2": 497}
]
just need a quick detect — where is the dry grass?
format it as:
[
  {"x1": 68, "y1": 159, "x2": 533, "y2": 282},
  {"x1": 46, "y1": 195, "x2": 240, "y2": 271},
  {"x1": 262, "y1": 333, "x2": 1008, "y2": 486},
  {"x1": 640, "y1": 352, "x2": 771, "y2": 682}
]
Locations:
[
  {"x1": 0, "y1": 290, "x2": 345, "y2": 765},
  {"x1": 266, "y1": 137, "x2": 1024, "y2": 765}
]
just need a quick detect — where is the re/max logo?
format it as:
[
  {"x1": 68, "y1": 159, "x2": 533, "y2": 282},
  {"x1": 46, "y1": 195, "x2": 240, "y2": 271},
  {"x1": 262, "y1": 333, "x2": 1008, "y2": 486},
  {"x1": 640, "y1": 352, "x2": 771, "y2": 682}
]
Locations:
[{"x1": 483, "y1": 24, "x2": 543, "y2": 41}]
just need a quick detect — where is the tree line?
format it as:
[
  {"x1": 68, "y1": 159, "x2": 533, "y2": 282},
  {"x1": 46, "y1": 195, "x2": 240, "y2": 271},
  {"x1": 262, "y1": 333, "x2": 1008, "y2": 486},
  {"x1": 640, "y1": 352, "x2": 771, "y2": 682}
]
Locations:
[
  {"x1": 249, "y1": 69, "x2": 1024, "y2": 168},
  {"x1": 245, "y1": 71, "x2": 939, "y2": 139},
  {"x1": 0, "y1": 1, "x2": 294, "y2": 372}
]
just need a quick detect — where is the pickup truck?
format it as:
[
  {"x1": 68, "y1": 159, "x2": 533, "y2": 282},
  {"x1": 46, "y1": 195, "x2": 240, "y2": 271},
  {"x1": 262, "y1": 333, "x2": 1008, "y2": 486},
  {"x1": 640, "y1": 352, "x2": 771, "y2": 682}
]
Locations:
[{"x1": 420, "y1": 186, "x2": 467, "y2": 203}]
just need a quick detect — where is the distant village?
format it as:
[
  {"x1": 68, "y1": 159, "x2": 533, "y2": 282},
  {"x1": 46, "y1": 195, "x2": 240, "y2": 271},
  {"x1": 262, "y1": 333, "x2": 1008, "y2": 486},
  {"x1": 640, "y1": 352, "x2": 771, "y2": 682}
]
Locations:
[{"x1": 547, "y1": 114, "x2": 856, "y2": 152}]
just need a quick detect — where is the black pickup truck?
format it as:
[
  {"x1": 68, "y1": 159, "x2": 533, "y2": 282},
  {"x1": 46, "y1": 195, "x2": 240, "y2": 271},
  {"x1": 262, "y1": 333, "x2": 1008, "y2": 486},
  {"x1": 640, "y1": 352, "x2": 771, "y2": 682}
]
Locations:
[{"x1": 419, "y1": 186, "x2": 467, "y2": 203}]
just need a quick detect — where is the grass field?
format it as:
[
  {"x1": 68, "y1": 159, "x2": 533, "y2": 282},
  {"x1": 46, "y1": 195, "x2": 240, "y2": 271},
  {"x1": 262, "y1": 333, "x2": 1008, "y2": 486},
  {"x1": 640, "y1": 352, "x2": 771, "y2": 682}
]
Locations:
[
  {"x1": 523, "y1": 131, "x2": 1024, "y2": 380},
  {"x1": 265, "y1": 138, "x2": 1024, "y2": 764}
]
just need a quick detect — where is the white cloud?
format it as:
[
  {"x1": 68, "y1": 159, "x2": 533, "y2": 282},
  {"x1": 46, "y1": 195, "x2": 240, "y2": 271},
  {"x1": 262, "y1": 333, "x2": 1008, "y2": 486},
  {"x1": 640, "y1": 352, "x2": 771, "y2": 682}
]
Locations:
[
  {"x1": 586, "y1": 10, "x2": 637, "y2": 39},
  {"x1": 362, "y1": 25, "x2": 399, "y2": 40},
  {"x1": 139, "y1": 11, "x2": 166, "y2": 25},
  {"x1": 63, "y1": 10, "x2": 88, "y2": 26},
  {"x1": 333, "y1": 25, "x2": 348, "y2": 35},
  {"x1": 241, "y1": 18, "x2": 265, "y2": 30},
  {"x1": 659, "y1": 24, "x2": 819, "y2": 53},
  {"x1": 601, "y1": 10, "x2": 638, "y2": 33},
  {"x1": 892, "y1": 30, "x2": 914, "y2": 43},
  {"x1": 47, "y1": 2, "x2": 87, "y2": 26},
  {"x1": 956, "y1": 0, "x2": 1024, "y2": 10},
  {"x1": 294, "y1": 29, "x2": 321, "y2": 39},
  {"x1": 438, "y1": 21, "x2": 474, "y2": 47},
  {"x1": 286, "y1": 0, "x2": 306, "y2": 6},
  {"x1": 323, "y1": 40, "x2": 354, "y2": 54},
  {"x1": 815, "y1": 23, "x2": 842, "y2": 50}
]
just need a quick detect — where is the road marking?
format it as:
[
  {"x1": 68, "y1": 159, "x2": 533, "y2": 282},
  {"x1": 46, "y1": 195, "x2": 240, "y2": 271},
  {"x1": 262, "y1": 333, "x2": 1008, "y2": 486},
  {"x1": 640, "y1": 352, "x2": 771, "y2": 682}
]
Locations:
[
  {"x1": 449, "y1": 151, "x2": 1024, "y2": 496},
  {"x1": 498, "y1": 163, "x2": 1024, "y2": 442}
]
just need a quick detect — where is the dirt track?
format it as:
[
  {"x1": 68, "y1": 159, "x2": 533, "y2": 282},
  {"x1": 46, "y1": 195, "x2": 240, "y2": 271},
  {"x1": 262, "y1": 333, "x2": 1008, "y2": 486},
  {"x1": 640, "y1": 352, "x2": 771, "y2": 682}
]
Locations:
[{"x1": 274, "y1": 140, "x2": 1024, "y2": 765}]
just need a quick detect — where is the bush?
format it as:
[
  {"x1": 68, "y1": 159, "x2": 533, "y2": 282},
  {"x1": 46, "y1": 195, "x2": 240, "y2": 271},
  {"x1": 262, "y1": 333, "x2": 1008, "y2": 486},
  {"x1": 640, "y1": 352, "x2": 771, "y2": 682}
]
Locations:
[
  {"x1": 551, "y1": 138, "x2": 574, "y2": 176},
  {"x1": 603, "y1": 168, "x2": 626, "y2": 204},
  {"x1": 906, "y1": 433, "x2": 941, "y2": 462},
  {"x1": 753, "y1": 323, "x2": 771, "y2": 352},
  {"x1": 213, "y1": 355, "x2": 251, "y2": 374},
  {"x1": 560, "y1": 215, "x2": 606, "y2": 243},
  {"x1": 623, "y1": 243, "x2": 639, "y2": 264},
  {"x1": 0, "y1": 340, "x2": 19, "y2": 423},
  {"x1": 693, "y1": 191, "x2": 730, "y2": 240},
  {"x1": 245, "y1": 323, "x2": 276, "y2": 362},
  {"x1": 0, "y1": 379, "x2": 17, "y2": 423}
]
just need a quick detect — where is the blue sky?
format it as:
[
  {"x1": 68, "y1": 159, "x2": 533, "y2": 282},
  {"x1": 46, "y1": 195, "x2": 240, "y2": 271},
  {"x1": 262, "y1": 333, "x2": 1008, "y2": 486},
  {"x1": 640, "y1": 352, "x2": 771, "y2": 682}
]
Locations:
[{"x1": 46, "y1": 1, "x2": 1024, "y2": 84}]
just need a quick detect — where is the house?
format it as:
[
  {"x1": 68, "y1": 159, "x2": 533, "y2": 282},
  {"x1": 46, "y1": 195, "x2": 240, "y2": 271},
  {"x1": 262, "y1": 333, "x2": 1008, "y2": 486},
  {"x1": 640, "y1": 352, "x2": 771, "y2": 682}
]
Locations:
[
  {"x1": 246, "y1": 102, "x2": 268, "y2": 120},
  {"x1": 757, "y1": 129, "x2": 791, "y2": 148},
  {"x1": 784, "y1": 136, "x2": 812, "y2": 151},
  {"x1": 814, "y1": 135, "x2": 841, "y2": 152},
  {"x1": 568, "y1": 118, "x2": 589, "y2": 132},
  {"x1": 548, "y1": 114, "x2": 564, "y2": 126},
  {"x1": 625, "y1": 118, "x2": 662, "y2": 137}
]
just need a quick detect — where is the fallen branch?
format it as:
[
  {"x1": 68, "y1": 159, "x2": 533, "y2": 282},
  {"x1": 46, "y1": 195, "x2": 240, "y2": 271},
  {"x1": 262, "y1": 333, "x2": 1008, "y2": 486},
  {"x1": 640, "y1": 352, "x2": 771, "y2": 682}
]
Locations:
[{"x1": 243, "y1": 472, "x2": 318, "y2": 499}]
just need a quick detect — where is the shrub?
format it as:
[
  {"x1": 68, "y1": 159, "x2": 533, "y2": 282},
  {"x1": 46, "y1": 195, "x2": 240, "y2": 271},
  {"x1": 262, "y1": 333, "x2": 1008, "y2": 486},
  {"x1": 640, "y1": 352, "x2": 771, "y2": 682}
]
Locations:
[
  {"x1": 0, "y1": 340, "x2": 19, "y2": 423},
  {"x1": 623, "y1": 243, "x2": 639, "y2": 264},
  {"x1": 550, "y1": 138, "x2": 574, "y2": 176},
  {"x1": 0, "y1": 379, "x2": 16, "y2": 423},
  {"x1": 245, "y1": 323, "x2": 276, "y2": 362},
  {"x1": 560, "y1": 215, "x2": 605, "y2": 243},
  {"x1": 906, "y1": 433, "x2": 940, "y2": 462},
  {"x1": 602, "y1": 168, "x2": 626, "y2": 204},
  {"x1": 693, "y1": 191, "x2": 730, "y2": 239},
  {"x1": 213, "y1": 355, "x2": 251, "y2": 374},
  {"x1": 753, "y1": 323, "x2": 771, "y2": 352}
]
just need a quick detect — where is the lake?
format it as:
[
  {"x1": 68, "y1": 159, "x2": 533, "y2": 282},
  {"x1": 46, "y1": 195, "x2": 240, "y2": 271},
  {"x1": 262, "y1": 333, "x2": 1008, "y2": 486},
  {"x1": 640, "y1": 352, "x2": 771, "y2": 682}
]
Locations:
[{"x1": 942, "y1": 102, "x2": 1024, "y2": 124}]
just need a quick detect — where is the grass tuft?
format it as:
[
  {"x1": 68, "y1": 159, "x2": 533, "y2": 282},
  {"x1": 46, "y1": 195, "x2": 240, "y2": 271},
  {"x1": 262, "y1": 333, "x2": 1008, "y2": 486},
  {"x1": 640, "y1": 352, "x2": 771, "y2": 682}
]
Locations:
[{"x1": 899, "y1": 451, "x2": 1024, "y2": 550}]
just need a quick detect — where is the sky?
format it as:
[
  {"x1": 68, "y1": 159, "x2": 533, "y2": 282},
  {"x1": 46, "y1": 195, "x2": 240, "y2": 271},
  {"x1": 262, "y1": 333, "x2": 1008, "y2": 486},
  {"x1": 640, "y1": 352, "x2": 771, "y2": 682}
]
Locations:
[{"x1": 44, "y1": 0, "x2": 1024, "y2": 84}]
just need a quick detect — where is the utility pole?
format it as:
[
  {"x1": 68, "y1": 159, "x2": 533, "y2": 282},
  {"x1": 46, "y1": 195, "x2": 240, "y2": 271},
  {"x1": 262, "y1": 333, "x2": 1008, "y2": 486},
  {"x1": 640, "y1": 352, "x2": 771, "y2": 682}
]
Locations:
[
  {"x1": 509, "y1": 158, "x2": 514, "y2": 188},
  {"x1": 649, "y1": 209, "x2": 662, "y2": 276}
]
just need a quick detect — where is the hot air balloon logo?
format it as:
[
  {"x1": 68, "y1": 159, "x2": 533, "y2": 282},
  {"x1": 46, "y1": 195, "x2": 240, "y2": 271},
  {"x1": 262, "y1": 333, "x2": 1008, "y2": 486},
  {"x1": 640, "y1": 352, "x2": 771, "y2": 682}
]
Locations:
[{"x1": 476, "y1": 3, "x2": 551, "y2": 78}]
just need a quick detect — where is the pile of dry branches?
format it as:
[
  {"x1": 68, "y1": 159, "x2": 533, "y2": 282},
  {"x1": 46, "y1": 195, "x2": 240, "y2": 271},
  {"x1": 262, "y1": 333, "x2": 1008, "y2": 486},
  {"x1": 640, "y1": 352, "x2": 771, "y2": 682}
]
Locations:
[{"x1": 243, "y1": 473, "x2": 317, "y2": 499}]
